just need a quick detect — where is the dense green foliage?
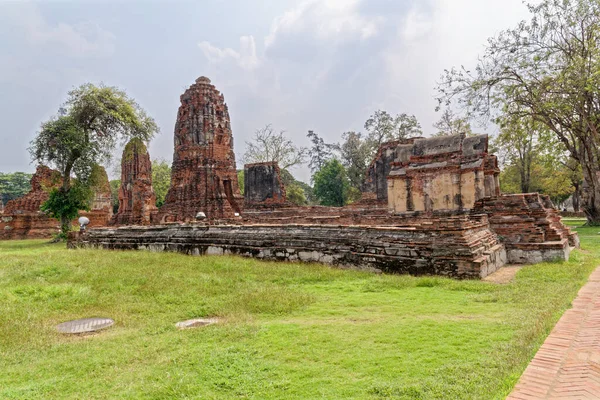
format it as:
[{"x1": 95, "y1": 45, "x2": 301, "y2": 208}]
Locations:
[
  {"x1": 0, "y1": 222, "x2": 596, "y2": 398},
  {"x1": 29, "y1": 84, "x2": 158, "y2": 236},
  {"x1": 0, "y1": 172, "x2": 32, "y2": 205},
  {"x1": 151, "y1": 159, "x2": 171, "y2": 208},
  {"x1": 437, "y1": 0, "x2": 600, "y2": 224},
  {"x1": 494, "y1": 116, "x2": 581, "y2": 205},
  {"x1": 313, "y1": 159, "x2": 350, "y2": 207}
]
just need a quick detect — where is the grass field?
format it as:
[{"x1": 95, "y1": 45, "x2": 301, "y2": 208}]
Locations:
[{"x1": 0, "y1": 219, "x2": 598, "y2": 399}]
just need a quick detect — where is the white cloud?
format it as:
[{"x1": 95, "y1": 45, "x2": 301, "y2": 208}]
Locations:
[
  {"x1": 1, "y1": 2, "x2": 115, "y2": 58},
  {"x1": 265, "y1": 0, "x2": 382, "y2": 50},
  {"x1": 198, "y1": 35, "x2": 259, "y2": 70}
]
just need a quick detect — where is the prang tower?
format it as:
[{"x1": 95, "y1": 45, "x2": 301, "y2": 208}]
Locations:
[{"x1": 156, "y1": 77, "x2": 242, "y2": 222}]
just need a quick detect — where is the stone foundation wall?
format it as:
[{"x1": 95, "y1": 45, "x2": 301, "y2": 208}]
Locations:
[{"x1": 72, "y1": 214, "x2": 507, "y2": 279}]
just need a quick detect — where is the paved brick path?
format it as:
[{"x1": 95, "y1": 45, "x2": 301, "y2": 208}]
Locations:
[{"x1": 508, "y1": 268, "x2": 600, "y2": 399}]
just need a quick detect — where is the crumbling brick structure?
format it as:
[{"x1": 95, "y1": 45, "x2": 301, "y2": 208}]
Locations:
[
  {"x1": 3, "y1": 165, "x2": 60, "y2": 215},
  {"x1": 111, "y1": 138, "x2": 157, "y2": 225},
  {"x1": 362, "y1": 138, "x2": 423, "y2": 202},
  {"x1": 387, "y1": 134, "x2": 500, "y2": 213},
  {"x1": 69, "y1": 77, "x2": 580, "y2": 278},
  {"x1": 474, "y1": 193, "x2": 579, "y2": 263},
  {"x1": 1, "y1": 165, "x2": 112, "y2": 239},
  {"x1": 80, "y1": 165, "x2": 113, "y2": 227},
  {"x1": 155, "y1": 77, "x2": 242, "y2": 223},
  {"x1": 244, "y1": 162, "x2": 287, "y2": 208}
]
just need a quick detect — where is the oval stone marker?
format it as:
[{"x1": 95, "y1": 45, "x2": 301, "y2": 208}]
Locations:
[
  {"x1": 56, "y1": 318, "x2": 114, "y2": 334},
  {"x1": 176, "y1": 318, "x2": 218, "y2": 329}
]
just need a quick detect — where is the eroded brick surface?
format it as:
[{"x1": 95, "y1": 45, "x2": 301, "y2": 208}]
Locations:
[
  {"x1": 1, "y1": 165, "x2": 112, "y2": 239},
  {"x1": 155, "y1": 77, "x2": 242, "y2": 223},
  {"x1": 387, "y1": 134, "x2": 501, "y2": 212},
  {"x1": 111, "y1": 138, "x2": 157, "y2": 225},
  {"x1": 74, "y1": 213, "x2": 507, "y2": 279},
  {"x1": 244, "y1": 162, "x2": 287, "y2": 208}
]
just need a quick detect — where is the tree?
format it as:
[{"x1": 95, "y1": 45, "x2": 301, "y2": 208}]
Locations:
[
  {"x1": 29, "y1": 84, "x2": 158, "y2": 237},
  {"x1": 437, "y1": 0, "x2": 600, "y2": 224},
  {"x1": 395, "y1": 113, "x2": 423, "y2": 139},
  {"x1": 151, "y1": 159, "x2": 171, "y2": 208},
  {"x1": 243, "y1": 124, "x2": 307, "y2": 170},
  {"x1": 307, "y1": 130, "x2": 334, "y2": 173},
  {"x1": 313, "y1": 159, "x2": 350, "y2": 207},
  {"x1": 433, "y1": 109, "x2": 473, "y2": 137},
  {"x1": 280, "y1": 169, "x2": 312, "y2": 205},
  {"x1": 0, "y1": 172, "x2": 32, "y2": 205},
  {"x1": 494, "y1": 116, "x2": 553, "y2": 193},
  {"x1": 364, "y1": 110, "x2": 395, "y2": 149},
  {"x1": 336, "y1": 131, "x2": 372, "y2": 191}
]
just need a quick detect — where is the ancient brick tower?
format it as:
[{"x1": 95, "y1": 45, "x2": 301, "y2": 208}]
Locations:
[
  {"x1": 111, "y1": 138, "x2": 157, "y2": 225},
  {"x1": 156, "y1": 77, "x2": 242, "y2": 222}
]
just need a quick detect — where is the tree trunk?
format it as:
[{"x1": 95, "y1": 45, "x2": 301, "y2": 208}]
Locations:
[
  {"x1": 573, "y1": 182, "x2": 581, "y2": 212},
  {"x1": 60, "y1": 214, "x2": 71, "y2": 237},
  {"x1": 581, "y1": 165, "x2": 600, "y2": 225}
]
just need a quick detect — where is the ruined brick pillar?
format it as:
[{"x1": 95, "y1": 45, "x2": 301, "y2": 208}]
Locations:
[
  {"x1": 244, "y1": 162, "x2": 287, "y2": 207},
  {"x1": 111, "y1": 138, "x2": 157, "y2": 225},
  {"x1": 156, "y1": 77, "x2": 242, "y2": 222}
]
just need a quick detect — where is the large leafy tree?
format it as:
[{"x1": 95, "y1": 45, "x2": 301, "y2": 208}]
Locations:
[
  {"x1": 395, "y1": 113, "x2": 423, "y2": 139},
  {"x1": 336, "y1": 131, "x2": 372, "y2": 192},
  {"x1": 364, "y1": 110, "x2": 396, "y2": 149},
  {"x1": 313, "y1": 159, "x2": 350, "y2": 207},
  {"x1": 433, "y1": 109, "x2": 473, "y2": 137},
  {"x1": 307, "y1": 130, "x2": 334, "y2": 173},
  {"x1": 437, "y1": 0, "x2": 600, "y2": 224},
  {"x1": 151, "y1": 159, "x2": 171, "y2": 208},
  {"x1": 243, "y1": 124, "x2": 307, "y2": 170},
  {"x1": 494, "y1": 116, "x2": 554, "y2": 193},
  {"x1": 29, "y1": 84, "x2": 158, "y2": 237}
]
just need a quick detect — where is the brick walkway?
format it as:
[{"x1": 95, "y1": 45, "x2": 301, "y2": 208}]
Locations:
[{"x1": 508, "y1": 268, "x2": 600, "y2": 400}]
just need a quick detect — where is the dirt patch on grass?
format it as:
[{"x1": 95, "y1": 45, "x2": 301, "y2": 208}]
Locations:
[{"x1": 484, "y1": 266, "x2": 523, "y2": 284}]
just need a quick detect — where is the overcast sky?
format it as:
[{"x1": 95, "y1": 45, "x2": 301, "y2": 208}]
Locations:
[{"x1": 0, "y1": 0, "x2": 531, "y2": 182}]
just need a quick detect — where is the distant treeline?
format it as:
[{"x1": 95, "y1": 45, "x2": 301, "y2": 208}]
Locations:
[{"x1": 0, "y1": 172, "x2": 32, "y2": 205}]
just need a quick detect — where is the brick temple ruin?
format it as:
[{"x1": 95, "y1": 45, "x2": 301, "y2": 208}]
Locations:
[
  {"x1": 68, "y1": 76, "x2": 579, "y2": 279},
  {"x1": 155, "y1": 76, "x2": 242, "y2": 222},
  {"x1": 0, "y1": 165, "x2": 113, "y2": 239},
  {"x1": 111, "y1": 138, "x2": 158, "y2": 226}
]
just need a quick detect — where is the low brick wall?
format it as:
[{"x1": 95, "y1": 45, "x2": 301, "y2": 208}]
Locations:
[{"x1": 71, "y1": 216, "x2": 507, "y2": 279}]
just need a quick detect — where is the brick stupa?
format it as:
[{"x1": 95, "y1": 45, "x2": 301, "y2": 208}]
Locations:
[
  {"x1": 111, "y1": 138, "x2": 157, "y2": 225},
  {"x1": 156, "y1": 77, "x2": 242, "y2": 222}
]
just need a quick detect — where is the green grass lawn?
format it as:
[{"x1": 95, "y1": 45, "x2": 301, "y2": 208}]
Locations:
[{"x1": 0, "y1": 220, "x2": 598, "y2": 399}]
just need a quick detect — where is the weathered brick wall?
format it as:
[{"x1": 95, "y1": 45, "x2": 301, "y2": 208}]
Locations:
[
  {"x1": 387, "y1": 134, "x2": 500, "y2": 213},
  {"x1": 3, "y1": 166, "x2": 61, "y2": 214},
  {"x1": 474, "y1": 193, "x2": 579, "y2": 264},
  {"x1": 155, "y1": 77, "x2": 242, "y2": 223},
  {"x1": 1, "y1": 165, "x2": 112, "y2": 239},
  {"x1": 244, "y1": 162, "x2": 287, "y2": 207},
  {"x1": 73, "y1": 214, "x2": 507, "y2": 279},
  {"x1": 111, "y1": 138, "x2": 157, "y2": 226}
]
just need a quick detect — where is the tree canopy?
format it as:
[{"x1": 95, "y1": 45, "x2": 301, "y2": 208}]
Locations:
[
  {"x1": 313, "y1": 159, "x2": 350, "y2": 207},
  {"x1": 243, "y1": 124, "x2": 307, "y2": 170},
  {"x1": 29, "y1": 83, "x2": 158, "y2": 237},
  {"x1": 437, "y1": 0, "x2": 600, "y2": 224}
]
